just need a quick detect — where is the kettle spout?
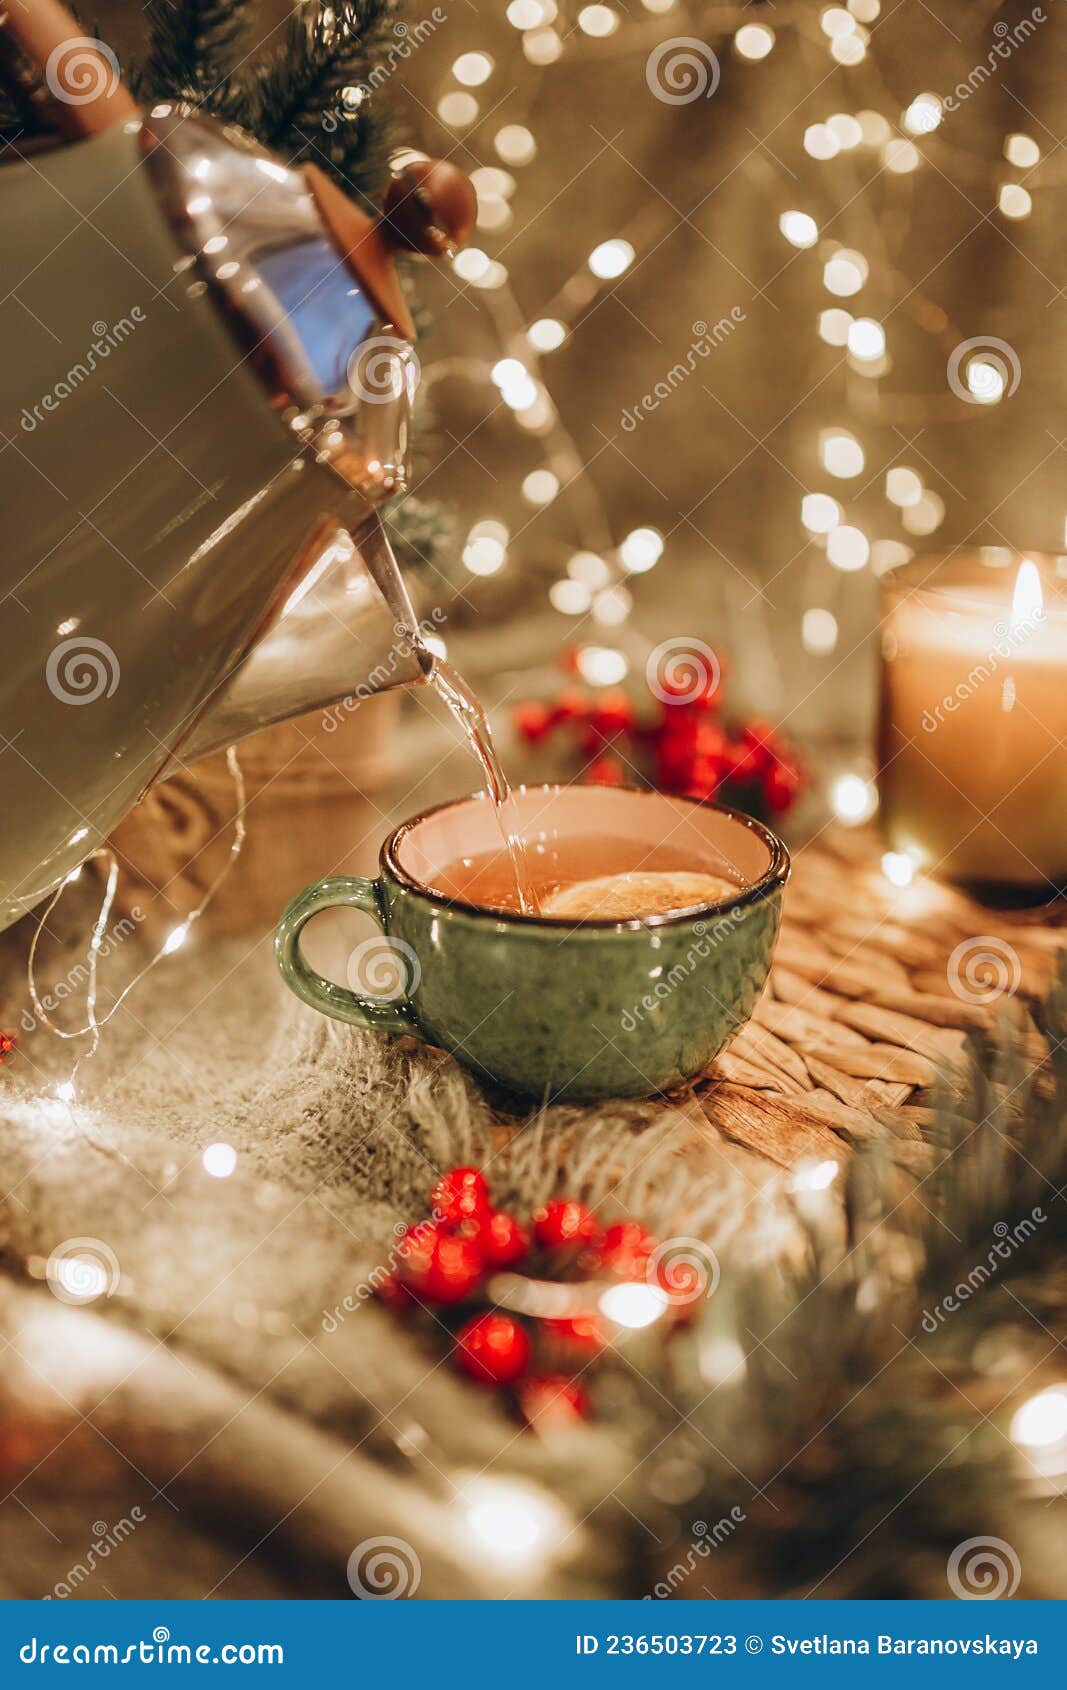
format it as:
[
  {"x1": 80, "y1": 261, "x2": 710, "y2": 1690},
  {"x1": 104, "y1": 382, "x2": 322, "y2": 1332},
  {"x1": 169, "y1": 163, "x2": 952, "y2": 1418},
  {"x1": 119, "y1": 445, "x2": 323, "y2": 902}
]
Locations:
[{"x1": 181, "y1": 511, "x2": 435, "y2": 763}]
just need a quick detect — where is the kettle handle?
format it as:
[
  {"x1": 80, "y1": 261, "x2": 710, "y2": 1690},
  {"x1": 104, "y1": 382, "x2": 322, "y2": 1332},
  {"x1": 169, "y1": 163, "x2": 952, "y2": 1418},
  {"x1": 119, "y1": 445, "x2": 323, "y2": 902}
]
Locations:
[
  {"x1": 301, "y1": 154, "x2": 477, "y2": 344},
  {"x1": 2, "y1": 0, "x2": 138, "y2": 137}
]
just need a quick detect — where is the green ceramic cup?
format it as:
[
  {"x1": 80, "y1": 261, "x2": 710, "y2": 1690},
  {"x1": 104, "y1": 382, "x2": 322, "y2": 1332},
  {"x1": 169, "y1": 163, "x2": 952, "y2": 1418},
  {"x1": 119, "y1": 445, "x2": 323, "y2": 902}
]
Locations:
[{"x1": 275, "y1": 784, "x2": 789, "y2": 1102}]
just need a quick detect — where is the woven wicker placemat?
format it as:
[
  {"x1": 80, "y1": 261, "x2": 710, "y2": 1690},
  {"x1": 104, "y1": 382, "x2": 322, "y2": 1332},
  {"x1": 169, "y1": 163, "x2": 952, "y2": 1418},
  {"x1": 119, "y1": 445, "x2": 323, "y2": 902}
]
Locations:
[{"x1": 686, "y1": 826, "x2": 1065, "y2": 1180}]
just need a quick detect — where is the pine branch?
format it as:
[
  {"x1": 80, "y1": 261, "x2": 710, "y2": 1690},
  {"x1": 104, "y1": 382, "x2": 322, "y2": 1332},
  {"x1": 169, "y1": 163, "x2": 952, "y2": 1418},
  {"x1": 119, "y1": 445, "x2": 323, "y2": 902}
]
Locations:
[
  {"x1": 384, "y1": 495, "x2": 457, "y2": 580},
  {"x1": 629, "y1": 961, "x2": 1067, "y2": 1599},
  {"x1": 136, "y1": 0, "x2": 256, "y2": 107},
  {"x1": 19, "y1": 0, "x2": 452, "y2": 585},
  {"x1": 242, "y1": 0, "x2": 399, "y2": 201}
]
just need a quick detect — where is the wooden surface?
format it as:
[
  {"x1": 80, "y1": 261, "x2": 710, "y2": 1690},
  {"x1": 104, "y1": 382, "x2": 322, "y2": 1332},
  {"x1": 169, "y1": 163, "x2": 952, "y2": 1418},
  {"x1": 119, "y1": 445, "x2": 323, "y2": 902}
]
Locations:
[{"x1": 690, "y1": 826, "x2": 1064, "y2": 1179}]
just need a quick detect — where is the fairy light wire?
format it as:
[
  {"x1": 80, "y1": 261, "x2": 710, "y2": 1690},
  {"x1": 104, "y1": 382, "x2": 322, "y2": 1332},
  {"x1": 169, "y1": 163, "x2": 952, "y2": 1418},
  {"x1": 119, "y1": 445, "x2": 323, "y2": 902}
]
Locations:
[{"x1": 28, "y1": 745, "x2": 248, "y2": 1100}]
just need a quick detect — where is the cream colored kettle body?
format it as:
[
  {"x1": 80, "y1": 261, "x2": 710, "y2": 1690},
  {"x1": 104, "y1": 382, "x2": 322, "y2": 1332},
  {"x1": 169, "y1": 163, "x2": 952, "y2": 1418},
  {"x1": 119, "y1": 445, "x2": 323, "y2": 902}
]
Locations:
[{"x1": 0, "y1": 108, "x2": 432, "y2": 932}]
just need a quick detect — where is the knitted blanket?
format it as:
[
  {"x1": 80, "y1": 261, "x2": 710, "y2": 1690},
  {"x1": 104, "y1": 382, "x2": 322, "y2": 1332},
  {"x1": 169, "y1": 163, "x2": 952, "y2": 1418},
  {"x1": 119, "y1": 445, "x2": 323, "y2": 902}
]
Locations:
[{"x1": 0, "y1": 884, "x2": 787, "y2": 1600}]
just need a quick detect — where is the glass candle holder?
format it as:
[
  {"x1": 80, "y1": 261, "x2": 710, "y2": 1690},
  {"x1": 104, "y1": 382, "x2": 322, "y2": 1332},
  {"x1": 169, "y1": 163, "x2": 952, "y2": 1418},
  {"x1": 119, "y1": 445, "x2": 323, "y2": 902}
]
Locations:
[{"x1": 877, "y1": 548, "x2": 1067, "y2": 904}]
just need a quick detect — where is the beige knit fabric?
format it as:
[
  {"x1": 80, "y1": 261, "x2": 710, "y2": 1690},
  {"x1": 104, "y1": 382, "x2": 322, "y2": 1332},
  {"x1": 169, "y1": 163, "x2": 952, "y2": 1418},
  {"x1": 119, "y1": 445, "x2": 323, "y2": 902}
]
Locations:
[{"x1": 0, "y1": 890, "x2": 783, "y2": 1599}]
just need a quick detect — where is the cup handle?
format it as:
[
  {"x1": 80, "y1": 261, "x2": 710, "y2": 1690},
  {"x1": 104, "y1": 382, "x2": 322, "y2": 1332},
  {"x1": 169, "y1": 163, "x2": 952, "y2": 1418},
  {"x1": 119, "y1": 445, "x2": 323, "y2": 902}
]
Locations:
[{"x1": 274, "y1": 876, "x2": 421, "y2": 1036}]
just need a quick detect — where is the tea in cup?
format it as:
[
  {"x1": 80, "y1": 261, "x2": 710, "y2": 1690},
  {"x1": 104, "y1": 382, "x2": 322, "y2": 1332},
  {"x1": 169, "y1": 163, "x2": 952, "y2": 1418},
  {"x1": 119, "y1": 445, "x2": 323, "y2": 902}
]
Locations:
[{"x1": 275, "y1": 784, "x2": 789, "y2": 1101}]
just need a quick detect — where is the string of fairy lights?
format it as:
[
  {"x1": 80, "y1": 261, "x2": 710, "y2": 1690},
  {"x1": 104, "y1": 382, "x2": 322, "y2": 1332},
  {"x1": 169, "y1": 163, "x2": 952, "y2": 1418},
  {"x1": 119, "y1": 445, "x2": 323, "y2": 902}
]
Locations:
[
  {"x1": 14, "y1": 8, "x2": 1067, "y2": 1576},
  {"x1": 26, "y1": 748, "x2": 248, "y2": 1114},
  {"x1": 423, "y1": 0, "x2": 1049, "y2": 816},
  {"x1": 24, "y1": 0, "x2": 1051, "y2": 1087}
]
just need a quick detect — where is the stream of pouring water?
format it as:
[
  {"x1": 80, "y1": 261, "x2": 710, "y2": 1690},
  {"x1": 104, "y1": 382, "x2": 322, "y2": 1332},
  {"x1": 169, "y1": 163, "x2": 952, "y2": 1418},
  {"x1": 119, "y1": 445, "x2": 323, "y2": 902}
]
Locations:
[
  {"x1": 428, "y1": 658, "x2": 539, "y2": 915},
  {"x1": 358, "y1": 513, "x2": 537, "y2": 913}
]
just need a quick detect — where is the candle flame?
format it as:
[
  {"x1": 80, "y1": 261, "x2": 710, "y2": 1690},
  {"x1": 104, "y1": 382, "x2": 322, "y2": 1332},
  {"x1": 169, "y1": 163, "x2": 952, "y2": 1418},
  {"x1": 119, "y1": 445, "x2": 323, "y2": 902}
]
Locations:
[{"x1": 1010, "y1": 558, "x2": 1043, "y2": 630}]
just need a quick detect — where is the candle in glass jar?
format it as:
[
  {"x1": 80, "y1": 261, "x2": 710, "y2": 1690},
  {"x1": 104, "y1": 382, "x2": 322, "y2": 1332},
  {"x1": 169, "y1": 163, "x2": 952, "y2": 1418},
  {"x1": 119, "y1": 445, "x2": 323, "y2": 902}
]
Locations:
[{"x1": 877, "y1": 549, "x2": 1067, "y2": 900}]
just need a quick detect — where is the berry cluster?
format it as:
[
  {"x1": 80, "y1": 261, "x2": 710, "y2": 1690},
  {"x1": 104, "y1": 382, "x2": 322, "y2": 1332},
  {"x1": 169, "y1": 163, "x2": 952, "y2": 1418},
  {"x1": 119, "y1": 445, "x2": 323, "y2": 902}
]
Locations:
[
  {"x1": 378, "y1": 1167, "x2": 690, "y2": 1428},
  {"x1": 515, "y1": 649, "x2": 804, "y2": 816}
]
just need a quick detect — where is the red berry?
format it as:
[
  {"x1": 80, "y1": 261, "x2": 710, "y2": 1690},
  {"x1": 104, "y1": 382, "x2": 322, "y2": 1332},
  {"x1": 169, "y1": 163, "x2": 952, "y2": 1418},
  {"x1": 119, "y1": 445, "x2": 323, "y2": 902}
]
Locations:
[
  {"x1": 543, "y1": 1314, "x2": 606, "y2": 1358},
  {"x1": 679, "y1": 759, "x2": 725, "y2": 801},
  {"x1": 397, "y1": 1223, "x2": 484, "y2": 1305},
  {"x1": 455, "y1": 1313, "x2": 531, "y2": 1385},
  {"x1": 693, "y1": 721, "x2": 728, "y2": 757},
  {"x1": 764, "y1": 763, "x2": 802, "y2": 814},
  {"x1": 518, "y1": 1375, "x2": 591, "y2": 1427},
  {"x1": 515, "y1": 701, "x2": 553, "y2": 744},
  {"x1": 725, "y1": 744, "x2": 762, "y2": 784},
  {"x1": 742, "y1": 719, "x2": 776, "y2": 761},
  {"x1": 653, "y1": 1257, "x2": 702, "y2": 1305},
  {"x1": 659, "y1": 662, "x2": 720, "y2": 709},
  {"x1": 554, "y1": 686, "x2": 589, "y2": 721},
  {"x1": 476, "y1": 1210, "x2": 530, "y2": 1268},
  {"x1": 374, "y1": 1270, "x2": 410, "y2": 1308},
  {"x1": 0, "y1": 1031, "x2": 15, "y2": 1064},
  {"x1": 394, "y1": 1218, "x2": 436, "y2": 1261},
  {"x1": 597, "y1": 1221, "x2": 659, "y2": 1278},
  {"x1": 533, "y1": 1199, "x2": 601, "y2": 1252},
  {"x1": 430, "y1": 1166, "x2": 490, "y2": 1226},
  {"x1": 585, "y1": 754, "x2": 625, "y2": 787},
  {"x1": 599, "y1": 1220, "x2": 656, "y2": 1254},
  {"x1": 588, "y1": 691, "x2": 635, "y2": 738}
]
